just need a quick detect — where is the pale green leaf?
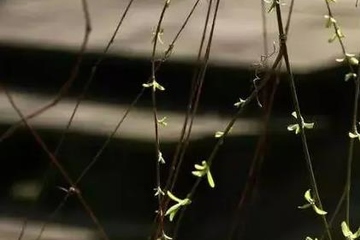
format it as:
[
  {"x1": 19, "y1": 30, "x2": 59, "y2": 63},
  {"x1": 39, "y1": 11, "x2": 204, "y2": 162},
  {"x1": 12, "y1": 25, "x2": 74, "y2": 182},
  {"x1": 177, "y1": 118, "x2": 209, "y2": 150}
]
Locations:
[
  {"x1": 349, "y1": 131, "x2": 360, "y2": 139},
  {"x1": 157, "y1": 117, "x2": 168, "y2": 126},
  {"x1": 353, "y1": 227, "x2": 360, "y2": 239},
  {"x1": 346, "y1": 53, "x2": 356, "y2": 57},
  {"x1": 142, "y1": 83, "x2": 153, "y2": 88},
  {"x1": 304, "y1": 189, "x2": 312, "y2": 202},
  {"x1": 337, "y1": 29, "x2": 345, "y2": 38},
  {"x1": 181, "y1": 198, "x2": 191, "y2": 205},
  {"x1": 154, "y1": 81, "x2": 165, "y2": 91},
  {"x1": 304, "y1": 122, "x2": 314, "y2": 129},
  {"x1": 345, "y1": 73, "x2": 357, "y2": 82},
  {"x1": 207, "y1": 171, "x2": 215, "y2": 188},
  {"x1": 234, "y1": 98, "x2": 245, "y2": 108},
  {"x1": 298, "y1": 203, "x2": 312, "y2": 209},
  {"x1": 328, "y1": 34, "x2": 337, "y2": 43},
  {"x1": 154, "y1": 187, "x2": 165, "y2": 196},
  {"x1": 324, "y1": 15, "x2": 336, "y2": 28},
  {"x1": 194, "y1": 163, "x2": 206, "y2": 170},
  {"x1": 162, "y1": 231, "x2": 173, "y2": 240},
  {"x1": 313, "y1": 205, "x2": 327, "y2": 215},
  {"x1": 165, "y1": 203, "x2": 180, "y2": 219},
  {"x1": 287, "y1": 124, "x2": 298, "y2": 131},
  {"x1": 266, "y1": 0, "x2": 277, "y2": 13},
  {"x1": 167, "y1": 191, "x2": 182, "y2": 203},
  {"x1": 169, "y1": 209, "x2": 178, "y2": 221},
  {"x1": 342, "y1": 221, "x2": 352, "y2": 238},
  {"x1": 215, "y1": 131, "x2": 224, "y2": 138},
  {"x1": 349, "y1": 57, "x2": 359, "y2": 66},
  {"x1": 192, "y1": 171, "x2": 204, "y2": 177}
]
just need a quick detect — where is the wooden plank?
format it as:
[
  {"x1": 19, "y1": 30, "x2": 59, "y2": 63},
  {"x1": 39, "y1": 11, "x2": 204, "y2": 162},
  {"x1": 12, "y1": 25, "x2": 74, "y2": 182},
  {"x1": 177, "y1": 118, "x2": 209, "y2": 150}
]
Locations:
[{"x1": 0, "y1": 0, "x2": 359, "y2": 71}]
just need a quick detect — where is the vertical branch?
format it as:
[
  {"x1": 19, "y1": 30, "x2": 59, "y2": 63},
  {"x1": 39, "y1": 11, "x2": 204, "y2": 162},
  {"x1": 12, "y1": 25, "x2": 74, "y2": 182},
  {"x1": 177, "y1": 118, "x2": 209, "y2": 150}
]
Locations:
[
  {"x1": 163, "y1": 0, "x2": 213, "y2": 196},
  {"x1": 150, "y1": 0, "x2": 207, "y2": 238},
  {"x1": 166, "y1": 0, "x2": 213, "y2": 194},
  {"x1": 274, "y1": 2, "x2": 332, "y2": 240},
  {"x1": 321, "y1": 0, "x2": 358, "y2": 230},
  {"x1": 345, "y1": 55, "x2": 360, "y2": 225},
  {"x1": 261, "y1": 0, "x2": 269, "y2": 60},
  {"x1": 227, "y1": 1, "x2": 296, "y2": 238},
  {"x1": 150, "y1": 1, "x2": 172, "y2": 238}
]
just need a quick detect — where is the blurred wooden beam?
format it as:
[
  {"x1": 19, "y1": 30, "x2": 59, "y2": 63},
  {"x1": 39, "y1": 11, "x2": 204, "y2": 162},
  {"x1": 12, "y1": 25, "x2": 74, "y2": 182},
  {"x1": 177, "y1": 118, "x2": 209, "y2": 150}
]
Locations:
[{"x1": 0, "y1": 0, "x2": 359, "y2": 72}]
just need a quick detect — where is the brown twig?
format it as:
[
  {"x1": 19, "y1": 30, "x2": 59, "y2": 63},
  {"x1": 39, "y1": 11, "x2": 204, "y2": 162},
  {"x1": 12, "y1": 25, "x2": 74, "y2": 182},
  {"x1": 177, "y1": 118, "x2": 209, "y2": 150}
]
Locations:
[{"x1": 1, "y1": 0, "x2": 92, "y2": 143}]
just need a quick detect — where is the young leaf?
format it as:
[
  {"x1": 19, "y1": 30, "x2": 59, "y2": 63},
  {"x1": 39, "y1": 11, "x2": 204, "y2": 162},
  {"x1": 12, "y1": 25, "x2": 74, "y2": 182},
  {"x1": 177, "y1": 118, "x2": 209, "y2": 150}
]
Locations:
[
  {"x1": 167, "y1": 191, "x2": 182, "y2": 203},
  {"x1": 162, "y1": 231, "x2": 173, "y2": 240},
  {"x1": 194, "y1": 162, "x2": 206, "y2": 170},
  {"x1": 154, "y1": 186, "x2": 165, "y2": 196},
  {"x1": 341, "y1": 221, "x2": 360, "y2": 240},
  {"x1": 298, "y1": 203, "x2": 312, "y2": 209},
  {"x1": 287, "y1": 124, "x2": 300, "y2": 134},
  {"x1": 341, "y1": 53, "x2": 359, "y2": 66},
  {"x1": 345, "y1": 73, "x2": 357, "y2": 82},
  {"x1": 324, "y1": 15, "x2": 336, "y2": 28},
  {"x1": 165, "y1": 191, "x2": 191, "y2": 221},
  {"x1": 342, "y1": 221, "x2": 352, "y2": 238},
  {"x1": 191, "y1": 161, "x2": 215, "y2": 188},
  {"x1": 234, "y1": 98, "x2": 246, "y2": 108},
  {"x1": 328, "y1": 34, "x2": 337, "y2": 43},
  {"x1": 157, "y1": 117, "x2": 168, "y2": 126},
  {"x1": 349, "y1": 57, "x2": 359, "y2": 66},
  {"x1": 153, "y1": 81, "x2": 165, "y2": 91},
  {"x1": 191, "y1": 171, "x2": 203, "y2": 177},
  {"x1": 298, "y1": 189, "x2": 327, "y2": 215},
  {"x1": 165, "y1": 203, "x2": 181, "y2": 221},
  {"x1": 207, "y1": 170, "x2": 215, "y2": 188},
  {"x1": 158, "y1": 152, "x2": 166, "y2": 164},
  {"x1": 304, "y1": 122, "x2": 315, "y2": 129},
  {"x1": 215, "y1": 131, "x2": 224, "y2": 138},
  {"x1": 287, "y1": 112, "x2": 314, "y2": 135},
  {"x1": 304, "y1": 189, "x2": 312, "y2": 202},
  {"x1": 313, "y1": 205, "x2": 327, "y2": 215},
  {"x1": 349, "y1": 131, "x2": 360, "y2": 141},
  {"x1": 142, "y1": 80, "x2": 165, "y2": 92}
]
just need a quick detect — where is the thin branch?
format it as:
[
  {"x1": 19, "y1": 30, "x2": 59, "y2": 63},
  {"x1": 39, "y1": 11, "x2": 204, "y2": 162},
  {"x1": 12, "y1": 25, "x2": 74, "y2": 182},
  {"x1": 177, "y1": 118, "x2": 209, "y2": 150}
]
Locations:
[
  {"x1": 18, "y1": 1, "x2": 137, "y2": 238},
  {"x1": 1, "y1": 0, "x2": 92, "y2": 143},
  {"x1": 321, "y1": 0, "x2": 359, "y2": 230},
  {"x1": 162, "y1": 0, "x2": 213, "y2": 197},
  {"x1": 172, "y1": 42, "x2": 284, "y2": 240},
  {"x1": 2, "y1": 85, "x2": 109, "y2": 240},
  {"x1": 228, "y1": 1, "x2": 293, "y2": 238},
  {"x1": 149, "y1": 1, "x2": 173, "y2": 238},
  {"x1": 274, "y1": 2, "x2": 332, "y2": 240},
  {"x1": 54, "y1": 0, "x2": 135, "y2": 156}
]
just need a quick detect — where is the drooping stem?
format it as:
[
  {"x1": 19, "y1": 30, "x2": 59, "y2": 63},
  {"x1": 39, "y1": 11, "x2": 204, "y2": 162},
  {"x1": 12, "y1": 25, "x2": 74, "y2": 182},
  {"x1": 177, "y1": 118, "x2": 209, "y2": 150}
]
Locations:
[{"x1": 274, "y1": 2, "x2": 332, "y2": 240}]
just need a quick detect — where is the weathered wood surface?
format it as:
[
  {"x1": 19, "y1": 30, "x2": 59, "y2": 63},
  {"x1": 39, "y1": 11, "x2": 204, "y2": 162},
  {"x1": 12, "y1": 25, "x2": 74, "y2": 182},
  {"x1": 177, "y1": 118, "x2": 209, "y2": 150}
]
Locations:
[
  {"x1": 0, "y1": 0, "x2": 359, "y2": 72},
  {"x1": 0, "y1": 91, "x2": 262, "y2": 141}
]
